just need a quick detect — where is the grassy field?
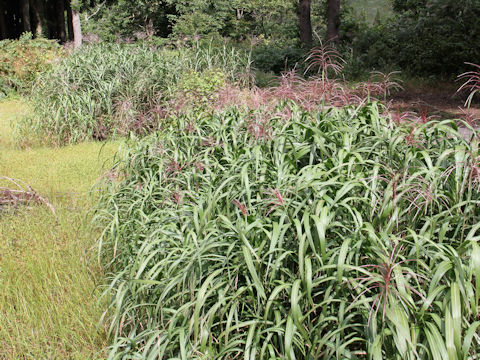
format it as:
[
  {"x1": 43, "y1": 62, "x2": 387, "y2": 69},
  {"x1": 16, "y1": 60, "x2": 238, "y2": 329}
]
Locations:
[{"x1": 0, "y1": 99, "x2": 118, "y2": 359}]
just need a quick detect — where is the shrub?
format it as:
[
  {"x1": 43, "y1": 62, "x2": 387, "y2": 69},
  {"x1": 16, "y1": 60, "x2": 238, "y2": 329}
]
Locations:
[
  {"x1": 352, "y1": 0, "x2": 480, "y2": 76},
  {"x1": 252, "y1": 42, "x2": 305, "y2": 74},
  {"x1": 0, "y1": 33, "x2": 63, "y2": 96},
  {"x1": 178, "y1": 69, "x2": 226, "y2": 108},
  {"x1": 95, "y1": 103, "x2": 480, "y2": 358}
]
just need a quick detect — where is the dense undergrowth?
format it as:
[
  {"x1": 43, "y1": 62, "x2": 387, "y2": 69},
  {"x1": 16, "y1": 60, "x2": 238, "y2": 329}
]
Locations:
[
  {"x1": 18, "y1": 39, "x2": 409, "y2": 147},
  {"x1": 19, "y1": 42, "x2": 252, "y2": 146},
  {"x1": 354, "y1": 0, "x2": 480, "y2": 75},
  {"x1": 0, "y1": 33, "x2": 63, "y2": 97},
  {"x1": 95, "y1": 103, "x2": 480, "y2": 358}
]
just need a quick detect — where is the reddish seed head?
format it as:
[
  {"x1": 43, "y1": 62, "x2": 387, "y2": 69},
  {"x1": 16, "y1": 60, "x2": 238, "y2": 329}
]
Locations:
[
  {"x1": 185, "y1": 122, "x2": 195, "y2": 133},
  {"x1": 195, "y1": 162, "x2": 204, "y2": 172},
  {"x1": 233, "y1": 199, "x2": 247, "y2": 216},
  {"x1": 266, "y1": 188, "x2": 285, "y2": 215},
  {"x1": 172, "y1": 191, "x2": 182, "y2": 205},
  {"x1": 459, "y1": 107, "x2": 480, "y2": 127},
  {"x1": 166, "y1": 160, "x2": 183, "y2": 177}
]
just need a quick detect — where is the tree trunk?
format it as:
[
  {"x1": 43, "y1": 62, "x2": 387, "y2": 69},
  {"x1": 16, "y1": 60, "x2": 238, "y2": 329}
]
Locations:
[
  {"x1": 56, "y1": 0, "x2": 66, "y2": 42},
  {"x1": 20, "y1": 0, "x2": 31, "y2": 33},
  {"x1": 31, "y1": 0, "x2": 45, "y2": 37},
  {"x1": 0, "y1": 0, "x2": 7, "y2": 39},
  {"x1": 236, "y1": 8, "x2": 243, "y2": 20},
  {"x1": 298, "y1": 0, "x2": 312, "y2": 46},
  {"x1": 66, "y1": 0, "x2": 73, "y2": 41},
  {"x1": 72, "y1": 9, "x2": 82, "y2": 48},
  {"x1": 6, "y1": 0, "x2": 20, "y2": 38},
  {"x1": 326, "y1": 0, "x2": 341, "y2": 43}
]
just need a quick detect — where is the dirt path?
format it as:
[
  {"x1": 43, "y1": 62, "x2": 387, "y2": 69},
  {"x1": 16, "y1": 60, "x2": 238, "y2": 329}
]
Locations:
[{"x1": 388, "y1": 81, "x2": 480, "y2": 121}]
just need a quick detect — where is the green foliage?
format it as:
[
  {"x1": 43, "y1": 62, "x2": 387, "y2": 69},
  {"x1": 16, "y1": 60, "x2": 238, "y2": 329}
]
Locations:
[
  {"x1": 83, "y1": 0, "x2": 299, "y2": 41},
  {"x1": 180, "y1": 69, "x2": 226, "y2": 96},
  {"x1": 167, "y1": 0, "x2": 298, "y2": 39},
  {"x1": 251, "y1": 41, "x2": 305, "y2": 74},
  {"x1": 95, "y1": 103, "x2": 480, "y2": 358},
  {"x1": 20, "y1": 42, "x2": 251, "y2": 145},
  {"x1": 179, "y1": 69, "x2": 226, "y2": 107},
  {"x1": 71, "y1": 0, "x2": 84, "y2": 12},
  {"x1": 353, "y1": 0, "x2": 480, "y2": 75},
  {"x1": 83, "y1": 0, "x2": 175, "y2": 40},
  {"x1": 166, "y1": 0, "x2": 232, "y2": 36},
  {"x1": 0, "y1": 33, "x2": 63, "y2": 96},
  {"x1": 349, "y1": 0, "x2": 393, "y2": 24},
  {"x1": 391, "y1": 0, "x2": 427, "y2": 13}
]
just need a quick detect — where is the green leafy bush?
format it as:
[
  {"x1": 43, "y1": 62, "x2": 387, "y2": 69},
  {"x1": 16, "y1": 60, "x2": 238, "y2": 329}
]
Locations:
[
  {"x1": 82, "y1": 0, "x2": 175, "y2": 41},
  {"x1": 252, "y1": 42, "x2": 305, "y2": 74},
  {"x1": 82, "y1": 0, "x2": 299, "y2": 42},
  {"x1": 95, "y1": 103, "x2": 480, "y2": 358},
  {"x1": 19, "y1": 42, "x2": 251, "y2": 146},
  {"x1": 352, "y1": 0, "x2": 480, "y2": 75},
  {"x1": 178, "y1": 69, "x2": 226, "y2": 107},
  {"x1": 0, "y1": 33, "x2": 63, "y2": 96}
]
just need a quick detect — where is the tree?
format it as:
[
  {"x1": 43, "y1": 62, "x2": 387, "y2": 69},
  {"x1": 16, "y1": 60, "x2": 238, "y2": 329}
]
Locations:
[
  {"x1": 71, "y1": 0, "x2": 82, "y2": 48},
  {"x1": 66, "y1": 0, "x2": 74, "y2": 41},
  {"x1": 0, "y1": 0, "x2": 7, "y2": 39},
  {"x1": 298, "y1": 0, "x2": 312, "y2": 46},
  {"x1": 326, "y1": 0, "x2": 340, "y2": 43},
  {"x1": 31, "y1": 0, "x2": 45, "y2": 37},
  {"x1": 55, "y1": 0, "x2": 66, "y2": 42},
  {"x1": 20, "y1": 0, "x2": 31, "y2": 33}
]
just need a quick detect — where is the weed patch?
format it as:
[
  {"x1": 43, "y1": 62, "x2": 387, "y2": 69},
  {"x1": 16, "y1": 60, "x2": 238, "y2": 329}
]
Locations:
[{"x1": 0, "y1": 34, "x2": 63, "y2": 97}]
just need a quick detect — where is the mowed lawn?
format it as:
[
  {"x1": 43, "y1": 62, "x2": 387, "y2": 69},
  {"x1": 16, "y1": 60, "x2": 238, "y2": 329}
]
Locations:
[{"x1": 0, "y1": 99, "x2": 118, "y2": 359}]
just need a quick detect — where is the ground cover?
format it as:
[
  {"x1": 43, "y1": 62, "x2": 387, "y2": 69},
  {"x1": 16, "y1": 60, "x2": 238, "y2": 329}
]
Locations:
[
  {"x1": 0, "y1": 99, "x2": 118, "y2": 359},
  {"x1": 388, "y1": 80, "x2": 480, "y2": 120}
]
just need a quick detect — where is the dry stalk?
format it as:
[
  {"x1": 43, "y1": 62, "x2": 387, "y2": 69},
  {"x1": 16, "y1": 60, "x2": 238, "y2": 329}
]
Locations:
[{"x1": 0, "y1": 176, "x2": 56, "y2": 219}]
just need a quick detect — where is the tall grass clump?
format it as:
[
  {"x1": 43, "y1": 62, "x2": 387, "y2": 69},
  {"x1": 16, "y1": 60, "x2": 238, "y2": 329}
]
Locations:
[
  {"x1": 95, "y1": 103, "x2": 480, "y2": 358},
  {"x1": 20, "y1": 42, "x2": 251, "y2": 146}
]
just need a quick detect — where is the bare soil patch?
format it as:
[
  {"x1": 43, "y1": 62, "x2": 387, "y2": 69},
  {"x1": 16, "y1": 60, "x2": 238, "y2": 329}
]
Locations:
[{"x1": 388, "y1": 81, "x2": 480, "y2": 121}]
